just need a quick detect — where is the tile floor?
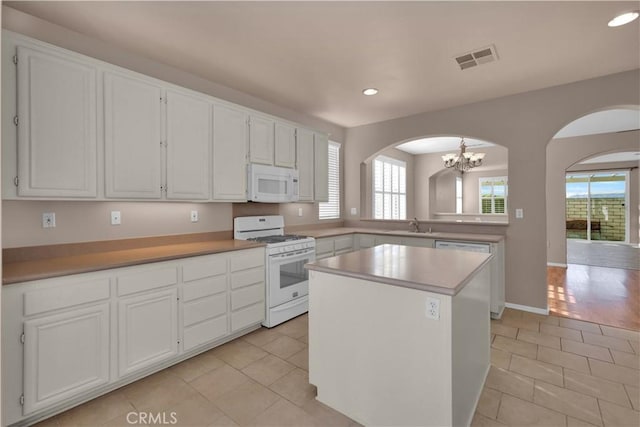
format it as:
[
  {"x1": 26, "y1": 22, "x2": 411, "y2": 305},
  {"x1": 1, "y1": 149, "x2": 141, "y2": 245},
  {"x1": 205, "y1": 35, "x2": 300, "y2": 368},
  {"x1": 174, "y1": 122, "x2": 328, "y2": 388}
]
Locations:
[{"x1": 39, "y1": 309, "x2": 640, "y2": 427}]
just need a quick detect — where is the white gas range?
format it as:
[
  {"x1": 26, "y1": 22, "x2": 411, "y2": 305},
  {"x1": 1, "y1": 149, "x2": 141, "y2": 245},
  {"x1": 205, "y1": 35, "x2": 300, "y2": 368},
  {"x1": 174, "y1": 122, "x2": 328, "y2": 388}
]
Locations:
[{"x1": 234, "y1": 215, "x2": 315, "y2": 327}]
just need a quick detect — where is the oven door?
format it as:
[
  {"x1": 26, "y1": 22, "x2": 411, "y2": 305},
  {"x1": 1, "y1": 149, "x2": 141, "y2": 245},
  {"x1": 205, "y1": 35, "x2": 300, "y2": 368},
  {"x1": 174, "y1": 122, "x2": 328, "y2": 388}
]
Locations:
[{"x1": 268, "y1": 250, "x2": 314, "y2": 308}]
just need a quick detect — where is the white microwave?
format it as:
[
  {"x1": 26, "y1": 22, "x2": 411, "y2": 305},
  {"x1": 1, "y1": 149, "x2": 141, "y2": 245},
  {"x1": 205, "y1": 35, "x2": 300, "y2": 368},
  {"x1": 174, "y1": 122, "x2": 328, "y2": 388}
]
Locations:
[{"x1": 247, "y1": 164, "x2": 299, "y2": 203}]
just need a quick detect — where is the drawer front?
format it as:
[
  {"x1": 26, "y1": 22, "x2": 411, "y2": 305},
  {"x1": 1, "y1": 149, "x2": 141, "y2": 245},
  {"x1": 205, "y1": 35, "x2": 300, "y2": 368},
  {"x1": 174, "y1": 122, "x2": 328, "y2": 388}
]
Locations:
[
  {"x1": 183, "y1": 294, "x2": 227, "y2": 327},
  {"x1": 334, "y1": 236, "x2": 353, "y2": 251},
  {"x1": 315, "y1": 238, "x2": 334, "y2": 255},
  {"x1": 183, "y1": 275, "x2": 227, "y2": 302},
  {"x1": 183, "y1": 256, "x2": 227, "y2": 282},
  {"x1": 183, "y1": 316, "x2": 228, "y2": 351},
  {"x1": 231, "y1": 283, "x2": 264, "y2": 311},
  {"x1": 229, "y1": 249, "x2": 264, "y2": 272},
  {"x1": 230, "y1": 267, "x2": 264, "y2": 290},
  {"x1": 117, "y1": 266, "x2": 178, "y2": 296},
  {"x1": 24, "y1": 277, "x2": 110, "y2": 316},
  {"x1": 231, "y1": 303, "x2": 264, "y2": 332}
]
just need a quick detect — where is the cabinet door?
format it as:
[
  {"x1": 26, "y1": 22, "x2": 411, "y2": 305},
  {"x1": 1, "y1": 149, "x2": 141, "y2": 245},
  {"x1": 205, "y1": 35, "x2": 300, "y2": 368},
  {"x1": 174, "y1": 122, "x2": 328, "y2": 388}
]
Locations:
[
  {"x1": 296, "y1": 128, "x2": 315, "y2": 201},
  {"x1": 166, "y1": 89, "x2": 211, "y2": 200},
  {"x1": 104, "y1": 72, "x2": 162, "y2": 199},
  {"x1": 16, "y1": 46, "x2": 97, "y2": 197},
  {"x1": 23, "y1": 304, "x2": 110, "y2": 414},
  {"x1": 212, "y1": 104, "x2": 248, "y2": 201},
  {"x1": 118, "y1": 288, "x2": 178, "y2": 378},
  {"x1": 401, "y1": 237, "x2": 435, "y2": 248},
  {"x1": 314, "y1": 133, "x2": 329, "y2": 202},
  {"x1": 274, "y1": 122, "x2": 296, "y2": 168},
  {"x1": 249, "y1": 115, "x2": 274, "y2": 165},
  {"x1": 358, "y1": 234, "x2": 376, "y2": 249}
]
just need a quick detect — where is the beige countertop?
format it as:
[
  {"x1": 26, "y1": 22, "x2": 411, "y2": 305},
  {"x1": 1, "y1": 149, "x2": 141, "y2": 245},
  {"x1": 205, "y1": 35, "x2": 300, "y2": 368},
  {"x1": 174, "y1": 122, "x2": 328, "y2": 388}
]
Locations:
[
  {"x1": 295, "y1": 227, "x2": 504, "y2": 243},
  {"x1": 3, "y1": 240, "x2": 264, "y2": 285},
  {"x1": 306, "y1": 244, "x2": 492, "y2": 296}
]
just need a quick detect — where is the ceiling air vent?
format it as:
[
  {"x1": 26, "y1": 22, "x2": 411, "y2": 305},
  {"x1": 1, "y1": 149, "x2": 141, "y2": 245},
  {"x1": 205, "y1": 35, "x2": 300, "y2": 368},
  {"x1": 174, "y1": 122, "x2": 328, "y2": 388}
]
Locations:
[{"x1": 455, "y1": 45, "x2": 499, "y2": 70}]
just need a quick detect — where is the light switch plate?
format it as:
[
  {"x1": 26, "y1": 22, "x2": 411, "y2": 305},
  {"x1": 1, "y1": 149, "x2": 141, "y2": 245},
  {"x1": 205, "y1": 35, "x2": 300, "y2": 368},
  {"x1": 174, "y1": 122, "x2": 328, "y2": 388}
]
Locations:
[
  {"x1": 515, "y1": 208, "x2": 524, "y2": 219},
  {"x1": 350, "y1": 207, "x2": 358, "y2": 215}
]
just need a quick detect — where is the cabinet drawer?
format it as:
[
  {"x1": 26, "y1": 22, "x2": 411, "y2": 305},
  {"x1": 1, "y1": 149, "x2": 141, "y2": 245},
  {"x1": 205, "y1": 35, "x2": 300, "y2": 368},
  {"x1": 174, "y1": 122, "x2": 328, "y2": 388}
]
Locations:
[
  {"x1": 231, "y1": 303, "x2": 264, "y2": 332},
  {"x1": 24, "y1": 277, "x2": 110, "y2": 316},
  {"x1": 183, "y1": 275, "x2": 227, "y2": 302},
  {"x1": 183, "y1": 316, "x2": 228, "y2": 352},
  {"x1": 183, "y1": 256, "x2": 227, "y2": 282},
  {"x1": 117, "y1": 266, "x2": 178, "y2": 296},
  {"x1": 315, "y1": 239, "x2": 334, "y2": 255},
  {"x1": 231, "y1": 283, "x2": 264, "y2": 311},
  {"x1": 230, "y1": 267, "x2": 264, "y2": 290},
  {"x1": 183, "y1": 294, "x2": 227, "y2": 327},
  {"x1": 334, "y1": 236, "x2": 353, "y2": 252},
  {"x1": 230, "y1": 249, "x2": 264, "y2": 272}
]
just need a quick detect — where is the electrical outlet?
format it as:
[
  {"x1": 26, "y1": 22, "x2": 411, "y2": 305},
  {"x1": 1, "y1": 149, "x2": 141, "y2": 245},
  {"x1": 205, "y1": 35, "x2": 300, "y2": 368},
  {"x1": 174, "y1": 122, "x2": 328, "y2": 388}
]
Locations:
[
  {"x1": 297, "y1": 208, "x2": 303, "y2": 217},
  {"x1": 111, "y1": 211, "x2": 121, "y2": 225},
  {"x1": 350, "y1": 207, "x2": 358, "y2": 215},
  {"x1": 42, "y1": 212, "x2": 56, "y2": 228},
  {"x1": 190, "y1": 210, "x2": 199, "y2": 223},
  {"x1": 515, "y1": 208, "x2": 524, "y2": 219},
  {"x1": 426, "y1": 297, "x2": 440, "y2": 320}
]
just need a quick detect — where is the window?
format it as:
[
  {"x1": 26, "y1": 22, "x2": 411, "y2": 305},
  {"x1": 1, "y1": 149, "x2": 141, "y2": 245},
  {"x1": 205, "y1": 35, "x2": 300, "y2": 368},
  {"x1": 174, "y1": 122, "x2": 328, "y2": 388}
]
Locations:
[
  {"x1": 480, "y1": 177, "x2": 507, "y2": 214},
  {"x1": 319, "y1": 141, "x2": 341, "y2": 220},
  {"x1": 373, "y1": 155, "x2": 406, "y2": 219},
  {"x1": 455, "y1": 176, "x2": 463, "y2": 214}
]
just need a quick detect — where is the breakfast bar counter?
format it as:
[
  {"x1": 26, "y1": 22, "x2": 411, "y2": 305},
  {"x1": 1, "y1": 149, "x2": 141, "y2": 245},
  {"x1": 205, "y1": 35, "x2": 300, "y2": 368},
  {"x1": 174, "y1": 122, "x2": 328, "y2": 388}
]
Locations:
[{"x1": 305, "y1": 244, "x2": 492, "y2": 427}]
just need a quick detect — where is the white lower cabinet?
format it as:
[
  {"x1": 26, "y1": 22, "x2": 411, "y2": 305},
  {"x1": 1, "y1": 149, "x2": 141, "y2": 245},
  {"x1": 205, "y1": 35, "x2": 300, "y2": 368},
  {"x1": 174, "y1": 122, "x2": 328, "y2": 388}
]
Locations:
[
  {"x1": 118, "y1": 288, "x2": 179, "y2": 378},
  {"x1": 23, "y1": 303, "x2": 110, "y2": 415},
  {"x1": 2, "y1": 247, "x2": 265, "y2": 426}
]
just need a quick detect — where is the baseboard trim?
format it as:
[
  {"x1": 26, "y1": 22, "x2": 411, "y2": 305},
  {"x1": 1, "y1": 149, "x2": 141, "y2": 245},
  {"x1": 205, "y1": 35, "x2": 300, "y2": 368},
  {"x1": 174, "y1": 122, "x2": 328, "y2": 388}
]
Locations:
[
  {"x1": 547, "y1": 262, "x2": 568, "y2": 268},
  {"x1": 505, "y1": 302, "x2": 549, "y2": 316}
]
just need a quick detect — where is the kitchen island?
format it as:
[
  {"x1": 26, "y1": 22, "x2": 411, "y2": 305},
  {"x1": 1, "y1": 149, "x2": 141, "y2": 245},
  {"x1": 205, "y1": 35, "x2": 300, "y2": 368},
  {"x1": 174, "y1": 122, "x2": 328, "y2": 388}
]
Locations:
[{"x1": 305, "y1": 244, "x2": 492, "y2": 427}]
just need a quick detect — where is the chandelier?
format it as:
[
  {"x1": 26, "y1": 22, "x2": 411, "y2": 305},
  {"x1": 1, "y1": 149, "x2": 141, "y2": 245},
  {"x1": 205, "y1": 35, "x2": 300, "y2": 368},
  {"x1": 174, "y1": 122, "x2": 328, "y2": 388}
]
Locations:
[{"x1": 441, "y1": 138, "x2": 485, "y2": 174}]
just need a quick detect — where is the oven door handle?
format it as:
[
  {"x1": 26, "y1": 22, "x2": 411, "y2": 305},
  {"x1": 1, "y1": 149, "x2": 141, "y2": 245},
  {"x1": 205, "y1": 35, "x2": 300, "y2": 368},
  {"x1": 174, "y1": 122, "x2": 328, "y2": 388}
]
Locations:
[{"x1": 270, "y1": 249, "x2": 314, "y2": 259}]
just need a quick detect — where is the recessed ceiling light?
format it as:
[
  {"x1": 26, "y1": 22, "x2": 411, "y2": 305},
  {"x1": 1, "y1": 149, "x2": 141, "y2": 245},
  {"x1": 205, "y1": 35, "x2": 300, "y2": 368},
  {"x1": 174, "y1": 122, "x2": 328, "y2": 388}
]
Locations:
[
  {"x1": 608, "y1": 11, "x2": 639, "y2": 27},
  {"x1": 362, "y1": 88, "x2": 378, "y2": 96}
]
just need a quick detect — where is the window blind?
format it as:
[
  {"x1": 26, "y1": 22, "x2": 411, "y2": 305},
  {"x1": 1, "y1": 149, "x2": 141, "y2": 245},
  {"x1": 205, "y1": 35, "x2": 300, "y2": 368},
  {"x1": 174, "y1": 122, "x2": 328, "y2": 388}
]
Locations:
[
  {"x1": 373, "y1": 155, "x2": 407, "y2": 220},
  {"x1": 319, "y1": 141, "x2": 341, "y2": 220}
]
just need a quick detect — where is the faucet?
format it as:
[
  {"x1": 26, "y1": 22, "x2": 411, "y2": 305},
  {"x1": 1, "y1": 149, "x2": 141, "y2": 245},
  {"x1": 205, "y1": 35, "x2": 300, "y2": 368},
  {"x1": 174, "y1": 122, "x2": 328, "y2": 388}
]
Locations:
[{"x1": 409, "y1": 217, "x2": 420, "y2": 233}]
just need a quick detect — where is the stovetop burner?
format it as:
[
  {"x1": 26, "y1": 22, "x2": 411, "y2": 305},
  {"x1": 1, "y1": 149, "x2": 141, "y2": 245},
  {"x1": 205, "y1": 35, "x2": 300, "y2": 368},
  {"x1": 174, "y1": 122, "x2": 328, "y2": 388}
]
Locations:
[{"x1": 247, "y1": 234, "x2": 308, "y2": 244}]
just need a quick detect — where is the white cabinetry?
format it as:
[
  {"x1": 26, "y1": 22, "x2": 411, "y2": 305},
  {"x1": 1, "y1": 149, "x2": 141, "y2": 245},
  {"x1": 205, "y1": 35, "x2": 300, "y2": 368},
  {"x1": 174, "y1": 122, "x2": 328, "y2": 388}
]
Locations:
[
  {"x1": 230, "y1": 249, "x2": 265, "y2": 332},
  {"x1": 296, "y1": 128, "x2": 315, "y2": 201},
  {"x1": 118, "y1": 288, "x2": 178, "y2": 378},
  {"x1": 23, "y1": 304, "x2": 110, "y2": 414},
  {"x1": 212, "y1": 104, "x2": 248, "y2": 201},
  {"x1": 274, "y1": 123, "x2": 296, "y2": 168},
  {"x1": 16, "y1": 46, "x2": 97, "y2": 197},
  {"x1": 165, "y1": 89, "x2": 211, "y2": 200},
  {"x1": 104, "y1": 72, "x2": 163, "y2": 199},
  {"x1": 314, "y1": 132, "x2": 329, "y2": 202},
  {"x1": 249, "y1": 115, "x2": 275, "y2": 165},
  {"x1": 315, "y1": 235, "x2": 354, "y2": 260}
]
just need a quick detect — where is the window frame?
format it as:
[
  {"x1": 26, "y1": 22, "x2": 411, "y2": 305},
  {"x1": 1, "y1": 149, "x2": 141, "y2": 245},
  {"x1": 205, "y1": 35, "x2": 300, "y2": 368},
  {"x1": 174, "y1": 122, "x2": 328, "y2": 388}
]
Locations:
[
  {"x1": 479, "y1": 176, "x2": 508, "y2": 214},
  {"x1": 318, "y1": 141, "x2": 341, "y2": 220},
  {"x1": 372, "y1": 155, "x2": 407, "y2": 220}
]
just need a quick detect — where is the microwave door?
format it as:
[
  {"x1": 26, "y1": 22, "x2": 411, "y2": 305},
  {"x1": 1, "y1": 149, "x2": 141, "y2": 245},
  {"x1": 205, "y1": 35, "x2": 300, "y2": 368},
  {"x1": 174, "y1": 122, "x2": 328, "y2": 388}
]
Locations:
[{"x1": 255, "y1": 174, "x2": 289, "y2": 202}]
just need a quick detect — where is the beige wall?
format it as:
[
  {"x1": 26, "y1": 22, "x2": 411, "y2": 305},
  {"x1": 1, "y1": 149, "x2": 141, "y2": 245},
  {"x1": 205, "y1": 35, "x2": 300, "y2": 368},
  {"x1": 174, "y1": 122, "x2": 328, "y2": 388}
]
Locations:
[
  {"x1": 344, "y1": 70, "x2": 640, "y2": 310},
  {"x1": 546, "y1": 130, "x2": 640, "y2": 265},
  {"x1": 1, "y1": 8, "x2": 347, "y2": 248}
]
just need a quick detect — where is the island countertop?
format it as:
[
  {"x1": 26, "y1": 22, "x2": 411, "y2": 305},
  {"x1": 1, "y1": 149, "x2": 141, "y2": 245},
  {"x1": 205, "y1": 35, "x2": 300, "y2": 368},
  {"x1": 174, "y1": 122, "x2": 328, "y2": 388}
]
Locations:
[{"x1": 306, "y1": 244, "x2": 492, "y2": 296}]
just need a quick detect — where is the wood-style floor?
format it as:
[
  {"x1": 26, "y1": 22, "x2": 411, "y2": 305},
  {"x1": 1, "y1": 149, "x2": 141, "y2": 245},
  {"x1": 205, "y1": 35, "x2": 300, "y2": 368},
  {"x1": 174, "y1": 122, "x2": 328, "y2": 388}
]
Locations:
[{"x1": 548, "y1": 264, "x2": 640, "y2": 331}]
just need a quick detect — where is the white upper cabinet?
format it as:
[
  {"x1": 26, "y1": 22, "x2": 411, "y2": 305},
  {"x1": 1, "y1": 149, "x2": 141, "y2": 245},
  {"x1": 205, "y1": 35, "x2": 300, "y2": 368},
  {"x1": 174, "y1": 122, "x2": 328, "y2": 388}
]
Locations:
[
  {"x1": 249, "y1": 115, "x2": 274, "y2": 165},
  {"x1": 314, "y1": 132, "x2": 329, "y2": 202},
  {"x1": 16, "y1": 46, "x2": 98, "y2": 197},
  {"x1": 212, "y1": 104, "x2": 248, "y2": 201},
  {"x1": 104, "y1": 72, "x2": 163, "y2": 199},
  {"x1": 166, "y1": 89, "x2": 211, "y2": 200},
  {"x1": 296, "y1": 128, "x2": 315, "y2": 201},
  {"x1": 274, "y1": 122, "x2": 296, "y2": 168}
]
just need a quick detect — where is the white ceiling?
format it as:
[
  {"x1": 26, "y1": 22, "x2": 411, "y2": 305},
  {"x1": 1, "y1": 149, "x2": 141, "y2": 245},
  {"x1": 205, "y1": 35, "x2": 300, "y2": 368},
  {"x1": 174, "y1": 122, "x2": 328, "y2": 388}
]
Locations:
[
  {"x1": 579, "y1": 151, "x2": 640, "y2": 164},
  {"x1": 554, "y1": 109, "x2": 640, "y2": 139},
  {"x1": 395, "y1": 137, "x2": 495, "y2": 155},
  {"x1": 5, "y1": 1, "x2": 640, "y2": 128}
]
